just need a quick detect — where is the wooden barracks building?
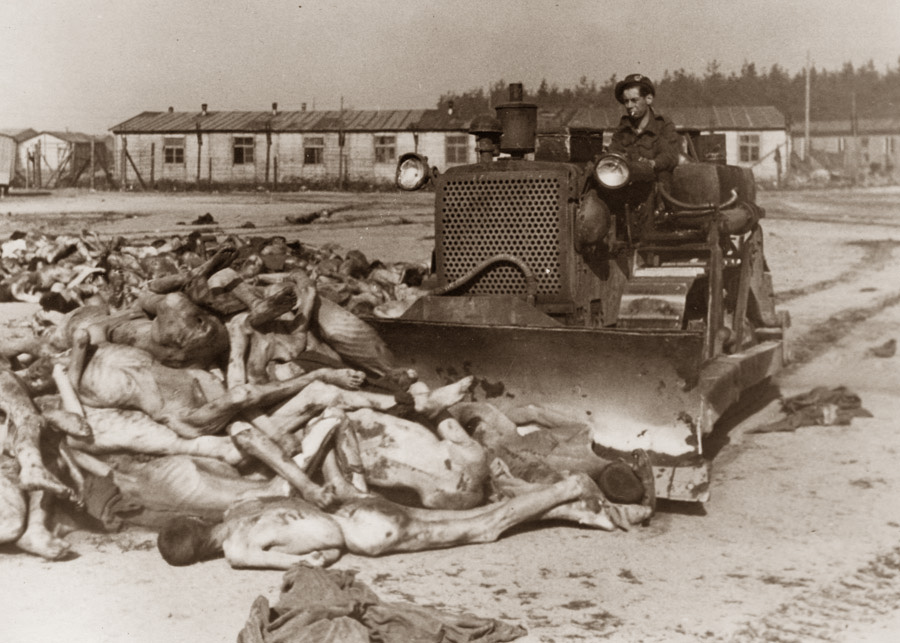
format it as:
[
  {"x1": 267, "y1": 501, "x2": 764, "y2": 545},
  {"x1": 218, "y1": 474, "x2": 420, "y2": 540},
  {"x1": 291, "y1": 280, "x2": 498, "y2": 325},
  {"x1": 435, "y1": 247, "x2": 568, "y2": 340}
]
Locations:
[
  {"x1": 110, "y1": 102, "x2": 788, "y2": 189},
  {"x1": 110, "y1": 103, "x2": 471, "y2": 189}
]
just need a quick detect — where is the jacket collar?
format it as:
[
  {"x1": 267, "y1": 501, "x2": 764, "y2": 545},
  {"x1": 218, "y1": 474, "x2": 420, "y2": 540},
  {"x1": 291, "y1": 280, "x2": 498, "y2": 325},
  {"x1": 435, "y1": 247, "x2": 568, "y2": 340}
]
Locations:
[{"x1": 618, "y1": 107, "x2": 664, "y2": 135}]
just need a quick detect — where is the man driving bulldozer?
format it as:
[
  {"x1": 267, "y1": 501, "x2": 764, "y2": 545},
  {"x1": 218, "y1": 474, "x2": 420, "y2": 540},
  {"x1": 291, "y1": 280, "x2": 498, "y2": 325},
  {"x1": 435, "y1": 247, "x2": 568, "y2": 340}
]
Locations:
[
  {"x1": 580, "y1": 73, "x2": 682, "y2": 243},
  {"x1": 608, "y1": 73, "x2": 680, "y2": 186}
]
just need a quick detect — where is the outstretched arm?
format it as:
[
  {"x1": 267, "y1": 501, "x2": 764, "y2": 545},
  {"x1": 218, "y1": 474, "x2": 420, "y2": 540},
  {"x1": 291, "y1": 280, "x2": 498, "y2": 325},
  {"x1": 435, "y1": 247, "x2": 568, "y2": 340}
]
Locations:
[
  {"x1": 229, "y1": 422, "x2": 335, "y2": 509},
  {"x1": 168, "y1": 367, "x2": 365, "y2": 437}
]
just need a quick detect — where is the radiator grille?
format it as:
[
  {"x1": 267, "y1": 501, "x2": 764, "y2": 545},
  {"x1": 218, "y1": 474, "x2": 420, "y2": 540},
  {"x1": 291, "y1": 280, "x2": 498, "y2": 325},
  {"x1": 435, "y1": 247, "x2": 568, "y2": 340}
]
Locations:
[{"x1": 438, "y1": 175, "x2": 562, "y2": 295}]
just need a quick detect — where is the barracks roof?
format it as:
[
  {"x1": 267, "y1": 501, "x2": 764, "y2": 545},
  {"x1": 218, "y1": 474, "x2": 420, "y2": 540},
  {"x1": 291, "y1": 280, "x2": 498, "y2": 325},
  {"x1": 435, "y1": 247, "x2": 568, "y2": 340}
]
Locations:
[{"x1": 111, "y1": 105, "x2": 786, "y2": 135}]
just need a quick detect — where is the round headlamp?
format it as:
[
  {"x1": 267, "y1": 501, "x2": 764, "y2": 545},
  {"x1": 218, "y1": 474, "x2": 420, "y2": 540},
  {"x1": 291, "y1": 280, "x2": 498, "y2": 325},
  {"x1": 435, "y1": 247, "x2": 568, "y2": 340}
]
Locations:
[
  {"x1": 594, "y1": 153, "x2": 630, "y2": 189},
  {"x1": 396, "y1": 153, "x2": 431, "y2": 191}
]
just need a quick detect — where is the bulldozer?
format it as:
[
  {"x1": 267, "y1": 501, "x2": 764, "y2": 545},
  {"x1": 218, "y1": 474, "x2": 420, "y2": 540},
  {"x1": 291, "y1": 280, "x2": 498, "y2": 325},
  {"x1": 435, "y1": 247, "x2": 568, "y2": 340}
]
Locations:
[{"x1": 366, "y1": 84, "x2": 788, "y2": 502}]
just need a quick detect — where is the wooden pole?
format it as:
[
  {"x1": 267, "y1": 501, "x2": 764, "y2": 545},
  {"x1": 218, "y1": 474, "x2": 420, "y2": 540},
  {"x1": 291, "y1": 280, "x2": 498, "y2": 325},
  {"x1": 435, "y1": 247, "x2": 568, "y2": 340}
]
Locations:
[
  {"x1": 339, "y1": 95, "x2": 345, "y2": 190},
  {"x1": 46, "y1": 147, "x2": 72, "y2": 188},
  {"x1": 71, "y1": 159, "x2": 91, "y2": 184},
  {"x1": 208, "y1": 155, "x2": 212, "y2": 188},
  {"x1": 120, "y1": 138, "x2": 127, "y2": 190},
  {"x1": 35, "y1": 141, "x2": 42, "y2": 188},
  {"x1": 804, "y1": 51, "x2": 811, "y2": 162},
  {"x1": 265, "y1": 126, "x2": 272, "y2": 188},
  {"x1": 124, "y1": 149, "x2": 146, "y2": 190},
  {"x1": 850, "y1": 90, "x2": 859, "y2": 184},
  {"x1": 196, "y1": 125, "x2": 203, "y2": 187},
  {"x1": 90, "y1": 139, "x2": 95, "y2": 190},
  {"x1": 273, "y1": 156, "x2": 278, "y2": 190},
  {"x1": 149, "y1": 142, "x2": 155, "y2": 187}
]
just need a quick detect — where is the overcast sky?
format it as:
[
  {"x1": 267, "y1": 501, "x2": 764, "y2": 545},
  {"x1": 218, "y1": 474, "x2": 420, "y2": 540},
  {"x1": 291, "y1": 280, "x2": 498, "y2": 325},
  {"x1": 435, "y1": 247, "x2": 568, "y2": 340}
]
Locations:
[{"x1": 3, "y1": 0, "x2": 898, "y2": 135}]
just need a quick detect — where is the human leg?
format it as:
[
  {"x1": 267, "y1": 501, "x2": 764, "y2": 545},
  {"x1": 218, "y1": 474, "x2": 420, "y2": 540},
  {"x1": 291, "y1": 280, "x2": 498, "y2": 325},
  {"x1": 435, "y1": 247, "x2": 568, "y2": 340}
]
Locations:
[
  {"x1": 335, "y1": 473, "x2": 593, "y2": 556},
  {"x1": 15, "y1": 490, "x2": 71, "y2": 560},
  {"x1": 344, "y1": 408, "x2": 487, "y2": 510}
]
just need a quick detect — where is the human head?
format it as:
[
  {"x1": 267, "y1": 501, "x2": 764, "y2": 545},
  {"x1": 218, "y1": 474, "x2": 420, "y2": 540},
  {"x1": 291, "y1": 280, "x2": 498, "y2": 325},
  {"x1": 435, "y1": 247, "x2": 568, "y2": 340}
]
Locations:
[
  {"x1": 157, "y1": 516, "x2": 220, "y2": 566},
  {"x1": 150, "y1": 292, "x2": 229, "y2": 363},
  {"x1": 614, "y1": 73, "x2": 656, "y2": 121}
]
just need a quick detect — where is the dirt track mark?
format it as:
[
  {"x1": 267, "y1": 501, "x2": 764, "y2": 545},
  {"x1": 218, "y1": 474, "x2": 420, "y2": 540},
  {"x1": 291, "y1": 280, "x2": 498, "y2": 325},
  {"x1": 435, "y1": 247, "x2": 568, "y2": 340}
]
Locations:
[
  {"x1": 725, "y1": 543, "x2": 900, "y2": 642},
  {"x1": 785, "y1": 291, "x2": 900, "y2": 369},
  {"x1": 777, "y1": 239, "x2": 900, "y2": 302}
]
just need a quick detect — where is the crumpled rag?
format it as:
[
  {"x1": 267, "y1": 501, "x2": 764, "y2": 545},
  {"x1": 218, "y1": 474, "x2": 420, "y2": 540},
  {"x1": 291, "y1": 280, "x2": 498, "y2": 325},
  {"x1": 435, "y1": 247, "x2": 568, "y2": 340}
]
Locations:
[{"x1": 238, "y1": 563, "x2": 527, "y2": 643}]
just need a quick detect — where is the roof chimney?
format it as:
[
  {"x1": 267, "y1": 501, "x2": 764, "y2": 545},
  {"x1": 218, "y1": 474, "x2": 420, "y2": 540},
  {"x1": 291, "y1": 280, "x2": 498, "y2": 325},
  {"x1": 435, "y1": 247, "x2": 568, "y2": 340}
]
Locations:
[
  {"x1": 201, "y1": 103, "x2": 208, "y2": 116},
  {"x1": 448, "y1": 100, "x2": 455, "y2": 116},
  {"x1": 301, "y1": 103, "x2": 307, "y2": 112},
  {"x1": 272, "y1": 102, "x2": 278, "y2": 115},
  {"x1": 168, "y1": 106, "x2": 174, "y2": 113}
]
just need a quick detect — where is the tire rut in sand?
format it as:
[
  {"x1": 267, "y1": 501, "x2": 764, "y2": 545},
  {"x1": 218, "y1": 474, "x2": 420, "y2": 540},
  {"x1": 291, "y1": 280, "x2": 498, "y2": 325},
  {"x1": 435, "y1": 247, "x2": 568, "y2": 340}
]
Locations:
[
  {"x1": 784, "y1": 291, "x2": 900, "y2": 370},
  {"x1": 777, "y1": 240, "x2": 900, "y2": 303},
  {"x1": 725, "y1": 543, "x2": 900, "y2": 642}
]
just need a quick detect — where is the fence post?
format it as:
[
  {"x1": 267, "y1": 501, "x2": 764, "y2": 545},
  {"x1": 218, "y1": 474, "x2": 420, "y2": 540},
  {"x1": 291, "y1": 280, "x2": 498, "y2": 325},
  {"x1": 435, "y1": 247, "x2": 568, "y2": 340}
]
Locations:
[
  {"x1": 120, "y1": 138, "x2": 127, "y2": 190},
  {"x1": 35, "y1": 141, "x2": 42, "y2": 188},
  {"x1": 196, "y1": 125, "x2": 203, "y2": 188},
  {"x1": 90, "y1": 139, "x2": 96, "y2": 190}
]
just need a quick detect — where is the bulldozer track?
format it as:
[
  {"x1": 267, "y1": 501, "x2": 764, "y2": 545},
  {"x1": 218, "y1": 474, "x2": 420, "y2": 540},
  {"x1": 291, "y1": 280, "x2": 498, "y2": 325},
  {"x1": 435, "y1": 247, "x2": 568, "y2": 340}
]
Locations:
[
  {"x1": 778, "y1": 240, "x2": 900, "y2": 303},
  {"x1": 767, "y1": 213, "x2": 900, "y2": 228},
  {"x1": 725, "y1": 543, "x2": 900, "y2": 642},
  {"x1": 785, "y1": 290, "x2": 900, "y2": 369}
]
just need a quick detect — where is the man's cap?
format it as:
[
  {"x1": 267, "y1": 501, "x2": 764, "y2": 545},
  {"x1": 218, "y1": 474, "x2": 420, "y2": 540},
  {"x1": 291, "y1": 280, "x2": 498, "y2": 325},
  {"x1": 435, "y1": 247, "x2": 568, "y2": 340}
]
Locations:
[{"x1": 614, "y1": 73, "x2": 656, "y2": 104}]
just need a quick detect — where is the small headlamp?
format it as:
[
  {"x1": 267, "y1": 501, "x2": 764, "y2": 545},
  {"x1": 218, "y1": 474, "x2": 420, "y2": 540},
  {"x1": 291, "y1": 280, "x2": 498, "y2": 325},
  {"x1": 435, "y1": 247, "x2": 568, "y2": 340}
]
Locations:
[
  {"x1": 396, "y1": 153, "x2": 431, "y2": 191},
  {"x1": 594, "y1": 154, "x2": 631, "y2": 189}
]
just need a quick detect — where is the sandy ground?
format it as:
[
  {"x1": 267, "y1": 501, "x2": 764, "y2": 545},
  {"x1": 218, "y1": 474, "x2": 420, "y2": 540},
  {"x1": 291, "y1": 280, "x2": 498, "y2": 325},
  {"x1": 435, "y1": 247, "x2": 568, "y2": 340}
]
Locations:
[{"x1": 2, "y1": 187, "x2": 900, "y2": 642}]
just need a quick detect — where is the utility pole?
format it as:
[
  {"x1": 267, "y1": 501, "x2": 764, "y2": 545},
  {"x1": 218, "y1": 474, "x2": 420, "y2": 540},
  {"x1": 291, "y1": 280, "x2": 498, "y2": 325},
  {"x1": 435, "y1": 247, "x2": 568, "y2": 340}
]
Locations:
[
  {"x1": 851, "y1": 90, "x2": 859, "y2": 184},
  {"x1": 90, "y1": 138, "x2": 96, "y2": 191},
  {"x1": 339, "y1": 95, "x2": 345, "y2": 190},
  {"x1": 804, "y1": 51, "x2": 811, "y2": 162}
]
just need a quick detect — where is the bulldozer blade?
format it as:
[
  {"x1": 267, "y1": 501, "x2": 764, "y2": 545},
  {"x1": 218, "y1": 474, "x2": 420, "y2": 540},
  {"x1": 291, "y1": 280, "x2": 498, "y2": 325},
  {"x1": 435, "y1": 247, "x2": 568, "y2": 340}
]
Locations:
[{"x1": 368, "y1": 316, "x2": 717, "y2": 501}]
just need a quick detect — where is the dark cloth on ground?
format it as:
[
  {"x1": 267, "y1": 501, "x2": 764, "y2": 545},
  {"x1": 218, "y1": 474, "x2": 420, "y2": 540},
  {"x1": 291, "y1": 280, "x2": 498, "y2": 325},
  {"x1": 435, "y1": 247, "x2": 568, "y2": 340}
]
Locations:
[
  {"x1": 748, "y1": 386, "x2": 872, "y2": 434},
  {"x1": 238, "y1": 564, "x2": 527, "y2": 643},
  {"x1": 80, "y1": 471, "x2": 142, "y2": 531}
]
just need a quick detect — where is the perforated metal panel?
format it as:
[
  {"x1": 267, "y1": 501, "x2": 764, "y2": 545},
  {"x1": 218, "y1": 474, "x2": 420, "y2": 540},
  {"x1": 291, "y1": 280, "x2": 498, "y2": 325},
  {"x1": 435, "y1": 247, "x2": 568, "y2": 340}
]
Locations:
[{"x1": 436, "y1": 168, "x2": 570, "y2": 298}]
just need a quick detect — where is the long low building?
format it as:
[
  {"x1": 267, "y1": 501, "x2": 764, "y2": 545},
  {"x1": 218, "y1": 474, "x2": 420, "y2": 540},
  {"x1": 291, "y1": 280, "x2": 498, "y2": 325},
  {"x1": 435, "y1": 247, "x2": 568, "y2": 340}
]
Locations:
[
  {"x1": 110, "y1": 102, "x2": 788, "y2": 188},
  {"x1": 111, "y1": 104, "x2": 471, "y2": 189},
  {"x1": 559, "y1": 105, "x2": 788, "y2": 184},
  {"x1": 790, "y1": 117, "x2": 900, "y2": 182}
]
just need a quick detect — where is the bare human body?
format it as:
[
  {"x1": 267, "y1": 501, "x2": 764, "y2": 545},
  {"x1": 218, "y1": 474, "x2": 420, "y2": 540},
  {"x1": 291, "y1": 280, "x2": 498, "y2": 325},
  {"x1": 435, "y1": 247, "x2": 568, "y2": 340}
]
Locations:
[
  {"x1": 61, "y1": 290, "x2": 483, "y2": 510},
  {"x1": 157, "y1": 472, "x2": 599, "y2": 569}
]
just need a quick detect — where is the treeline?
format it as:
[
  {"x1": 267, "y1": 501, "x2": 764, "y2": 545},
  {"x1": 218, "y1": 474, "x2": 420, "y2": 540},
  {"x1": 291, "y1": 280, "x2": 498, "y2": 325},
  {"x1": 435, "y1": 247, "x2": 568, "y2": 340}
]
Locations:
[{"x1": 437, "y1": 58, "x2": 900, "y2": 125}]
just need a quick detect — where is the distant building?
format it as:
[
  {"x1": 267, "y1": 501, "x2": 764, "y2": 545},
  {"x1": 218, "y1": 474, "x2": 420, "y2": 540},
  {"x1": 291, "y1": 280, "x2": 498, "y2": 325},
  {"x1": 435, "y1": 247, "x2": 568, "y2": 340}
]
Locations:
[
  {"x1": 0, "y1": 133, "x2": 17, "y2": 191},
  {"x1": 0, "y1": 129, "x2": 36, "y2": 187},
  {"x1": 110, "y1": 103, "x2": 788, "y2": 188},
  {"x1": 790, "y1": 117, "x2": 900, "y2": 182},
  {"x1": 561, "y1": 106, "x2": 788, "y2": 184},
  {"x1": 16, "y1": 130, "x2": 112, "y2": 188},
  {"x1": 110, "y1": 104, "x2": 470, "y2": 189}
]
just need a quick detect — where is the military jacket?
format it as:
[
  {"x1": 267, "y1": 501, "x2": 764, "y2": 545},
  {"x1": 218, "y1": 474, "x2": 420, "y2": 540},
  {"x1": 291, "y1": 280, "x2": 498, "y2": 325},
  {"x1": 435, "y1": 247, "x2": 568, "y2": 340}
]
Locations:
[{"x1": 608, "y1": 108, "x2": 680, "y2": 174}]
